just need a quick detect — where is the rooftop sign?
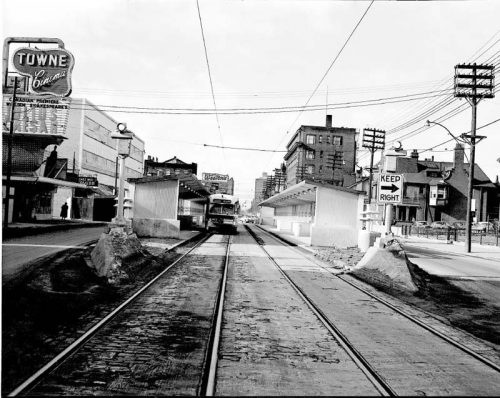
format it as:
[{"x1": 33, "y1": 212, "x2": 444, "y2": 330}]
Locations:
[
  {"x1": 203, "y1": 173, "x2": 229, "y2": 182},
  {"x1": 12, "y1": 47, "x2": 75, "y2": 97}
]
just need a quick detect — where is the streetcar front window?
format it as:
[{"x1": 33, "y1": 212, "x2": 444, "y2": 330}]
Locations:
[{"x1": 209, "y1": 204, "x2": 235, "y2": 215}]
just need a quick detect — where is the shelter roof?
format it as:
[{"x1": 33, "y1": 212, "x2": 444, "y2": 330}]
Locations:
[
  {"x1": 258, "y1": 179, "x2": 364, "y2": 208},
  {"x1": 128, "y1": 174, "x2": 210, "y2": 200}
]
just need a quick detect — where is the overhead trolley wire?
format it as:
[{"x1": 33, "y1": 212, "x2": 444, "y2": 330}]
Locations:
[
  {"x1": 262, "y1": 0, "x2": 376, "y2": 172},
  {"x1": 196, "y1": 0, "x2": 225, "y2": 162},
  {"x1": 284, "y1": 0, "x2": 376, "y2": 135}
]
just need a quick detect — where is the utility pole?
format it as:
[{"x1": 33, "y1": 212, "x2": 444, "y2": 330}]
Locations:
[
  {"x1": 326, "y1": 151, "x2": 344, "y2": 186},
  {"x1": 454, "y1": 63, "x2": 495, "y2": 253},
  {"x1": 4, "y1": 76, "x2": 18, "y2": 229},
  {"x1": 362, "y1": 128, "x2": 385, "y2": 204}
]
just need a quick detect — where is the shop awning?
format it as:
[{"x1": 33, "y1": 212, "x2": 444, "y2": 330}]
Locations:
[
  {"x1": 90, "y1": 184, "x2": 116, "y2": 197},
  {"x1": 4, "y1": 175, "x2": 88, "y2": 189}
]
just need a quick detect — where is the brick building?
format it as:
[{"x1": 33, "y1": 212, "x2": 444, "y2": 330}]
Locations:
[
  {"x1": 252, "y1": 172, "x2": 268, "y2": 213},
  {"x1": 144, "y1": 156, "x2": 198, "y2": 177},
  {"x1": 284, "y1": 115, "x2": 357, "y2": 188}
]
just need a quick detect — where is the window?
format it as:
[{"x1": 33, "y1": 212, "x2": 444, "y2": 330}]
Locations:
[
  {"x1": 319, "y1": 165, "x2": 323, "y2": 173},
  {"x1": 306, "y1": 165, "x2": 315, "y2": 174},
  {"x1": 333, "y1": 136, "x2": 343, "y2": 146},
  {"x1": 326, "y1": 136, "x2": 330, "y2": 144},
  {"x1": 320, "y1": 150, "x2": 324, "y2": 159},
  {"x1": 306, "y1": 150, "x2": 315, "y2": 159},
  {"x1": 306, "y1": 134, "x2": 316, "y2": 144},
  {"x1": 319, "y1": 135, "x2": 323, "y2": 143}
]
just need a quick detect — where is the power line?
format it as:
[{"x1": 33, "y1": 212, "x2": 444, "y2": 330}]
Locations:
[
  {"x1": 263, "y1": 0, "x2": 376, "y2": 172},
  {"x1": 285, "y1": 0, "x2": 375, "y2": 134},
  {"x1": 203, "y1": 144, "x2": 287, "y2": 152},
  {"x1": 57, "y1": 88, "x2": 450, "y2": 114},
  {"x1": 196, "y1": 0, "x2": 225, "y2": 161}
]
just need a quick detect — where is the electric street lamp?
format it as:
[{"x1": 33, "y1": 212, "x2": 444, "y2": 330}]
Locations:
[
  {"x1": 111, "y1": 122, "x2": 133, "y2": 228},
  {"x1": 426, "y1": 120, "x2": 466, "y2": 147},
  {"x1": 425, "y1": 120, "x2": 470, "y2": 163}
]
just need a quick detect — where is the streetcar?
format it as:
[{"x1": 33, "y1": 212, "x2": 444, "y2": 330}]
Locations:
[{"x1": 206, "y1": 193, "x2": 240, "y2": 234}]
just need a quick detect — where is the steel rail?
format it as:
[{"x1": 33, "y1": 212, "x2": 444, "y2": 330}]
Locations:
[
  {"x1": 8, "y1": 233, "x2": 212, "y2": 397},
  {"x1": 337, "y1": 274, "x2": 500, "y2": 374},
  {"x1": 245, "y1": 225, "x2": 395, "y2": 397},
  {"x1": 255, "y1": 224, "x2": 500, "y2": 374},
  {"x1": 202, "y1": 235, "x2": 232, "y2": 396}
]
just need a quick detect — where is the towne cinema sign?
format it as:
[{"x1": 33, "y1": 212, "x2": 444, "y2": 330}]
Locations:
[{"x1": 12, "y1": 47, "x2": 75, "y2": 97}]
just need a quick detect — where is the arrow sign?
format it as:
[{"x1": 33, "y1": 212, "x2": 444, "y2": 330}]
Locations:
[
  {"x1": 377, "y1": 173, "x2": 403, "y2": 204},
  {"x1": 381, "y1": 183, "x2": 399, "y2": 193}
]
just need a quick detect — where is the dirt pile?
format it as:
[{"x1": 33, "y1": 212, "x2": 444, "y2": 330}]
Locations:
[
  {"x1": 350, "y1": 239, "x2": 419, "y2": 293},
  {"x1": 312, "y1": 246, "x2": 365, "y2": 270},
  {"x1": 90, "y1": 228, "x2": 147, "y2": 284}
]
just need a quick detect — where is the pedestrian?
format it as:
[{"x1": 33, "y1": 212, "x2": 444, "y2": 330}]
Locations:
[{"x1": 60, "y1": 202, "x2": 68, "y2": 220}]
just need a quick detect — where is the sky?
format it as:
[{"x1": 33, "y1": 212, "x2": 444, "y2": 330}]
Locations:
[{"x1": 3, "y1": 0, "x2": 500, "y2": 208}]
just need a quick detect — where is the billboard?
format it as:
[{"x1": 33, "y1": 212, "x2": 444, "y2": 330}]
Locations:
[
  {"x1": 202, "y1": 173, "x2": 229, "y2": 182},
  {"x1": 2, "y1": 94, "x2": 71, "y2": 135},
  {"x1": 12, "y1": 47, "x2": 75, "y2": 97}
]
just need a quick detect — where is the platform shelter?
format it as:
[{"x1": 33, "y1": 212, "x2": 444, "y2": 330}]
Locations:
[
  {"x1": 259, "y1": 180, "x2": 366, "y2": 248},
  {"x1": 128, "y1": 174, "x2": 211, "y2": 238}
]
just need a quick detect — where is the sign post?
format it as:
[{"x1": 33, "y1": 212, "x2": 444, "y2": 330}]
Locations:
[{"x1": 377, "y1": 173, "x2": 403, "y2": 235}]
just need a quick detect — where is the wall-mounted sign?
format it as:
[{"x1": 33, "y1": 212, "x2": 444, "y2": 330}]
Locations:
[
  {"x1": 78, "y1": 176, "x2": 98, "y2": 186},
  {"x1": 377, "y1": 173, "x2": 403, "y2": 204},
  {"x1": 12, "y1": 47, "x2": 75, "y2": 97},
  {"x1": 2, "y1": 95, "x2": 71, "y2": 135},
  {"x1": 202, "y1": 173, "x2": 229, "y2": 182}
]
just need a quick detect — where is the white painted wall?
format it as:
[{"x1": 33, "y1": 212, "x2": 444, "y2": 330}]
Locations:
[
  {"x1": 259, "y1": 206, "x2": 275, "y2": 225},
  {"x1": 311, "y1": 187, "x2": 365, "y2": 248},
  {"x1": 133, "y1": 180, "x2": 179, "y2": 219}
]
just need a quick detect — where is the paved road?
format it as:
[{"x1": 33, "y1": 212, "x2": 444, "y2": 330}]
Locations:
[
  {"x1": 401, "y1": 240, "x2": 500, "y2": 280},
  {"x1": 2, "y1": 226, "x2": 107, "y2": 283}
]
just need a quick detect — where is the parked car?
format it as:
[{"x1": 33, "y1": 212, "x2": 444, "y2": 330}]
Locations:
[
  {"x1": 472, "y1": 221, "x2": 495, "y2": 233},
  {"x1": 413, "y1": 221, "x2": 431, "y2": 229},
  {"x1": 451, "y1": 221, "x2": 466, "y2": 230},
  {"x1": 430, "y1": 221, "x2": 452, "y2": 229}
]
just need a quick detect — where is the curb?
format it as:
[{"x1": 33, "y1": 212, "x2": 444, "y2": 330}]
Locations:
[
  {"x1": 2, "y1": 222, "x2": 108, "y2": 239},
  {"x1": 165, "y1": 231, "x2": 203, "y2": 252},
  {"x1": 255, "y1": 225, "x2": 317, "y2": 255}
]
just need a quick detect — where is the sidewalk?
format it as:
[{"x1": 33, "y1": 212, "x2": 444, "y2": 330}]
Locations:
[
  {"x1": 2, "y1": 219, "x2": 109, "y2": 240},
  {"x1": 398, "y1": 235, "x2": 500, "y2": 263},
  {"x1": 2, "y1": 225, "x2": 202, "y2": 286}
]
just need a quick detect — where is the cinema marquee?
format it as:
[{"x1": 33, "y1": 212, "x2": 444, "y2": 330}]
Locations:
[{"x1": 12, "y1": 47, "x2": 75, "y2": 97}]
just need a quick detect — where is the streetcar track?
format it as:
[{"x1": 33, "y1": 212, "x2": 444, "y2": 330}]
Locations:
[
  {"x1": 8, "y1": 233, "x2": 214, "y2": 397},
  {"x1": 244, "y1": 225, "x2": 394, "y2": 396},
  {"x1": 201, "y1": 235, "x2": 232, "y2": 396},
  {"x1": 247, "y1": 224, "x2": 500, "y2": 394},
  {"x1": 254, "y1": 224, "x2": 500, "y2": 373}
]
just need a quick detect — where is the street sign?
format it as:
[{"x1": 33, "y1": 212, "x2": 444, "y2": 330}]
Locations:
[{"x1": 377, "y1": 173, "x2": 403, "y2": 204}]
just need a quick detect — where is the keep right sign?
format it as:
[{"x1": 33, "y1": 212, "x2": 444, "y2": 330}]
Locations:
[{"x1": 377, "y1": 173, "x2": 403, "y2": 204}]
